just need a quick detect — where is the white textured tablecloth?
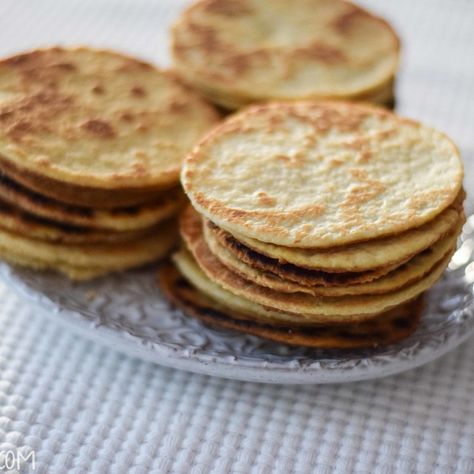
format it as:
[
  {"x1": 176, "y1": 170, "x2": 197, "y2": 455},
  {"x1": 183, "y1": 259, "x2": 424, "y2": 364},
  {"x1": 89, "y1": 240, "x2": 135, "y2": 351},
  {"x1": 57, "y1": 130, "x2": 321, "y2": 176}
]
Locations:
[{"x1": 0, "y1": 1, "x2": 473, "y2": 473}]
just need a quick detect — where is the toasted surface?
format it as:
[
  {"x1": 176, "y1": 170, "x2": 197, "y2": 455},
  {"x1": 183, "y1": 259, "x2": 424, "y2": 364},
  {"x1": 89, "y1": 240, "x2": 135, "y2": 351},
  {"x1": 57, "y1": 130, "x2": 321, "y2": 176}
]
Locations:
[
  {"x1": 163, "y1": 257, "x2": 423, "y2": 348},
  {"x1": 180, "y1": 206, "x2": 454, "y2": 321},
  {"x1": 177, "y1": 67, "x2": 395, "y2": 111},
  {"x1": 0, "y1": 47, "x2": 219, "y2": 189},
  {"x1": 182, "y1": 102, "x2": 463, "y2": 247},
  {"x1": 172, "y1": 248, "x2": 419, "y2": 326},
  {"x1": 0, "y1": 158, "x2": 181, "y2": 208},
  {"x1": 204, "y1": 215, "x2": 461, "y2": 296},
  {"x1": 0, "y1": 218, "x2": 177, "y2": 270},
  {"x1": 173, "y1": 248, "x2": 312, "y2": 324},
  {"x1": 0, "y1": 248, "x2": 114, "y2": 280},
  {"x1": 207, "y1": 226, "x2": 405, "y2": 285},
  {"x1": 185, "y1": 205, "x2": 408, "y2": 287},
  {"x1": 0, "y1": 174, "x2": 184, "y2": 231},
  {"x1": 172, "y1": 0, "x2": 399, "y2": 106},
  {"x1": 0, "y1": 197, "x2": 161, "y2": 244},
  {"x1": 207, "y1": 192, "x2": 463, "y2": 271}
]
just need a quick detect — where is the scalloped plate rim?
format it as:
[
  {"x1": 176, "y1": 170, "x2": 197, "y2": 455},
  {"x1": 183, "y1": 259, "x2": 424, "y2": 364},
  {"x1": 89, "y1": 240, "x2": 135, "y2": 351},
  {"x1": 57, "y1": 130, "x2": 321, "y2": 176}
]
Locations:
[{"x1": 1, "y1": 249, "x2": 474, "y2": 384}]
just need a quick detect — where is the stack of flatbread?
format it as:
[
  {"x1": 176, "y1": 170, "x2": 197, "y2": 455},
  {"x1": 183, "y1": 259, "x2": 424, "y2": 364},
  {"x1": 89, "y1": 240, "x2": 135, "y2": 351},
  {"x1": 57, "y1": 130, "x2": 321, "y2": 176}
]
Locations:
[
  {"x1": 0, "y1": 47, "x2": 219, "y2": 279},
  {"x1": 160, "y1": 101, "x2": 465, "y2": 348}
]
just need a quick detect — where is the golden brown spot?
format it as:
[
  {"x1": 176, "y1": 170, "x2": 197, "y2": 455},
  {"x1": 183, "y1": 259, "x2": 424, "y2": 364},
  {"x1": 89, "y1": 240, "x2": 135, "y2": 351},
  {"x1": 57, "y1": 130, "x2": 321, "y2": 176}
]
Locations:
[
  {"x1": 257, "y1": 191, "x2": 276, "y2": 207},
  {"x1": 350, "y1": 168, "x2": 369, "y2": 180},
  {"x1": 134, "y1": 59, "x2": 153, "y2": 70},
  {"x1": 285, "y1": 106, "x2": 367, "y2": 134},
  {"x1": 53, "y1": 62, "x2": 77, "y2": 71},
  {"x1": 91, "y1": 84, "x2": 105, "y2": 95},
  {"x1": 408, "y1": 189, "x2": 451, "y2": 212},
  {"x1": 274, "y1": 152, "x2": 306, "y2": 168},
  {"x1": 294, "y1": 224, "x2": 314, "y2": 243},
  {"x1": 275, "y1": 154, "x2": 290, "y2": 163},
  {"x1": 131, "y1": 162, "x2": 148, "y2": 176},
  {"x1": 344, "y1": 182, "x2": 385, "y2": 207},
  {"x1": 34, "y1": 155, "x2": 50, "y2": 166},
  {"x1": 0, "y1": 90, "x2": 74, "y2": 142},
  {"x1": 295, "y1": 41, "x2": 346, "y2": 64},
  {"x1": 223, "y1": 53, "x2": 252, "y2": 75},
  {"x1": 79, "y1": 119, "x2": 115, "y2": 138},
  {"x1": 167, "y1": 100, "x2": 188, "y2": 114},
  {"x1": 116, "y1": 59, "x2": 153, "y2": 72},
  {"x1": 130, "y1": 85, "x2": 146, "y2": 97},
  {"x1": 329, "y1": 158, "x2": 344, "y2": 167},
  {"x1": 302, "y1": 134, "x2": 317, "y2": 147},
  {"x1": 119, "y1": 111, "x2": 134, "y2": 122},
  {"x1": 268, "y1": 114, "x2": 286, "y2": 127},
  {"x1": 135, "y1": 123, "x2": 148, "y2": 132},
  {"x1": 297, "y1": 204, "x2": 325, "y2": 219},
  {"x1": 4, "y1": 53, "x2": 32, "y2": 67},
  {"x1": 187, "y1": 23, "x2": 222, "y2": 54},
  {"x1": 358, "y1": 150, "x2": 372, "y2": 162},
  {"x1": 203, "y1": 0, "x2": 253, "y2": 16},
  {"x1": 344, "y1": 137, "x2": 367, "y2": 150},
  {"x1": 332, "y1": 6, "x2": 365, "y2": 35},
  {"x1": 8, "y1": 120, "x2": 34, "y2": 134},
  {"x1": 1, "y1": 51, "x2": 80, "y2": 89},
  {"x1": 0, "y1": 111, "x2": 12, "y2": 121},
  {"x1": 228, "y1": 49, "x2": 271, "y2": 76},
  {"x1": 6, "y1": 120, "x2": 39, "y2": 141},
  {"x1": 377, "y1": 128, "x2": 397, "y2": 140},
  {"x1": 133, "y1": 150, "x2": 148, "y2": 159},
  {"x1": 342, "y1": 137, "x2": 374, "y2": 162}
]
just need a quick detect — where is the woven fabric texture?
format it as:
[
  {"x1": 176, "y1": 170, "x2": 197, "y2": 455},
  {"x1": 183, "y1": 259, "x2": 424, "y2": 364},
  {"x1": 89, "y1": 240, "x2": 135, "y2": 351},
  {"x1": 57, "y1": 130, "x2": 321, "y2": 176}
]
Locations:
[{"x1": 0, "y1": 0, "x2": 473, "y2": 473}]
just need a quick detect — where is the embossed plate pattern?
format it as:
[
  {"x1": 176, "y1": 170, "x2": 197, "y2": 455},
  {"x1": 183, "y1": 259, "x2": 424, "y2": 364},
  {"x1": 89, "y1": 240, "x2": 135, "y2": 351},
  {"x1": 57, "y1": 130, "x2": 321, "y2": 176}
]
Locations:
[{"x1": 1, "y1": 215, "x2": 473, "y2": 384}]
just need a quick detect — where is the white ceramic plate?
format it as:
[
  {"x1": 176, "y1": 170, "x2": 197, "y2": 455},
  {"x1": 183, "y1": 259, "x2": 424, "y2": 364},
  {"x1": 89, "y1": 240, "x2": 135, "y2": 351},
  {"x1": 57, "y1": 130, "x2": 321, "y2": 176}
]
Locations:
[{"x1": 1, "y1": 215, "x2": 474, "y2": 384}]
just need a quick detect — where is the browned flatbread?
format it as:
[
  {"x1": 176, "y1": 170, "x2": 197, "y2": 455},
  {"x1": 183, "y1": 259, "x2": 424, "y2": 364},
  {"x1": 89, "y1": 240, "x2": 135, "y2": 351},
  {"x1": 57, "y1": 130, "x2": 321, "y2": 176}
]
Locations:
[
  {"x1": 0, "y1": 47, "x2": 220, "y2": 208},
  {"x1": 188, "y1": 206, "x2": 403, "y2": 287},
  {"x1": 0, "y1": 196, "x2": 155, "y2": 244},
  {"x1": 203, "y1": 218, "x2": 460, "y2": 297},
  {"x1": 158, "y1": 262, "x2": 423, "y2": 349},
  {"x1": 0, "y1": 156, "x2": 171, "y2": 208},
  {"x1": 0, "y1": 173, "x2": 185, "y2": 231},
  {"x1": 179, "y1": 205, "x2": 453, "y2": 321},
  {"x1": 205, "y1": 188, "x2": 465, "y2": 274}
]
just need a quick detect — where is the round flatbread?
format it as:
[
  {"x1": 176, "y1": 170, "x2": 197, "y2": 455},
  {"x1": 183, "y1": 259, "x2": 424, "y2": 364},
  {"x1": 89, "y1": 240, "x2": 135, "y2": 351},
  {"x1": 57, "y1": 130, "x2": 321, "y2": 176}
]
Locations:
[
  {"x1": 0, "y1": 47, "x2": 219, "y2": 206},
  {"x1": 204, "y1": 215, "x2": 461, "y2": 296},
  {"x1": 0, "y1": 249, "x2": 114, "y2": 281},
  {"x1": 0, "y1": 174, "x2": 185, "y2": 231},
  {"x1": 0, "y1": 197, "x2": 159, "y2": 244},
  {"x1": 159, "y1": 263, "x2": 423, "y2": 349},
  {"x1": 182, "y1": 101, "x2": 463, "y2": 247},
  {"x1": 172, "y1": 0, "x2": 399, "y2": 108},
  {"x1": 190, "y1": 72, "x2": 395, "y2": 111},
  {"x1": 167, "y1": 251, "x2": 424, "y2": 339},
  {"x1": 180, "y1": 206, "x2": 454, "y2": 321},
  {"x1": 205, "y1": 191, "x2": 463, "y2": 272},
  {"x1": 0, "y1": 218, "x2": 177, "y2": 272},
  {"x1": 184, "y1": 206, "x2": 408, "y2": 287}
]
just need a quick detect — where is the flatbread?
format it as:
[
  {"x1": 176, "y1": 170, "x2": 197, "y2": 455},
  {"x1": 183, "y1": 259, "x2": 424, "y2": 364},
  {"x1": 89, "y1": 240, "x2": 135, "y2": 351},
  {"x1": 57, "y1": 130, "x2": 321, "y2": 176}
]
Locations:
[
  {"x1": 0, "y1": 197, "x2": 157, "y2": 244},
  {"x1": 159, "y1": 262, "x2": 423, "y2": 348},
  {"x1": 208, "y1": 190, "x2": 464, "y2": 272},
  {"x1": 0, "y1": 249, "x2": 113, "y2": 281},
  {"x1": 0, "y1": 174, "x2": 185, "y2": 231},
  {"x1": 180, "y1": 207, "x2": 455, "y2": 321},
  {"x1": 204, "y1": 216, "x2": 461, "y2": 296},
  {"x1": 172, "y1": 0, "x2": 399, "y2": 106},
  {"x1": 0, "y1": 47, "x2": 219, "y2": 206},
  {"x1": 0, "y1": 218, "x2": 177, "y2": 271},
  {"x1": 185, "y1": 206, "x2": 405, "y2": 287},
  {"x1": 182, "y1": 101, "x2": 463, "y2": 247}
]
